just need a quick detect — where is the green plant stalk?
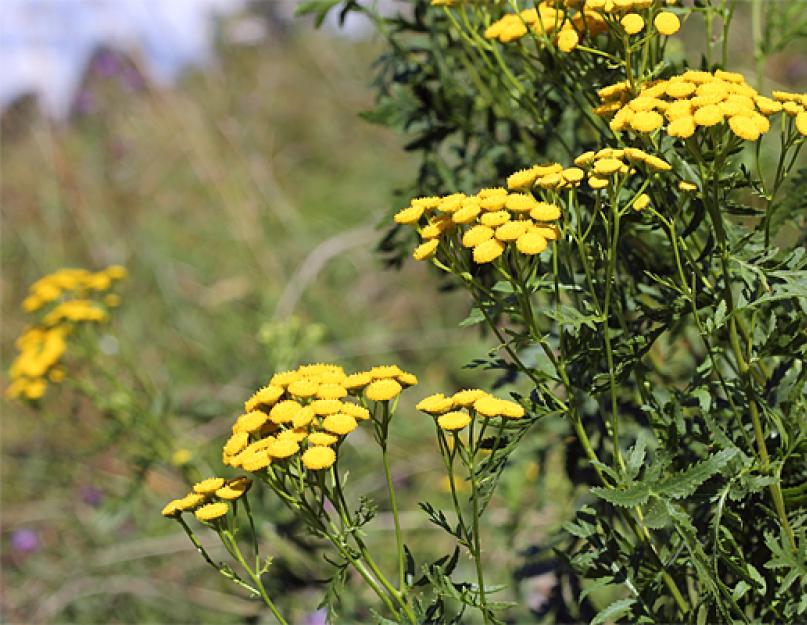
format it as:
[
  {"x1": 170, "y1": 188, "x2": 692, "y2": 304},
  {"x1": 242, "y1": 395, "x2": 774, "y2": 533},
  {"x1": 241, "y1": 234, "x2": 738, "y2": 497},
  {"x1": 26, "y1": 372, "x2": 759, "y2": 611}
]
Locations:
[
  {"x1": 467, "y1": 417, "x2": 492, "y2": 624},
  {"x1": 220, "y1": 528, "x2": 289, "y2": 625},
  {"x1": 378, "y1": 401, "x2": 408, "y2": 594}
]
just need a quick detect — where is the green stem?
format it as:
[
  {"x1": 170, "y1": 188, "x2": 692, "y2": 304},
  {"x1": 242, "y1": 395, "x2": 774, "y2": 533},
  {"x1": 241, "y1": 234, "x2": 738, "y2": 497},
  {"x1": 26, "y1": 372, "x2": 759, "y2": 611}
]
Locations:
[{"x1": 379, "y1": 402, "x2": 407, "y2": 594}]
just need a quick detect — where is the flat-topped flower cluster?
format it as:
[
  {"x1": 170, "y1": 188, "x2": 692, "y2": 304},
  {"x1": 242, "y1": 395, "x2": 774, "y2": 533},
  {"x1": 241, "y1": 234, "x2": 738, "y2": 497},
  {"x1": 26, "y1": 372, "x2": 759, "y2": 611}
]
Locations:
[
  {"x1": 7, "y1": 266, "x2": 126, "y2": 400},
  {"x1": 596, "y1": 70, "x2": 807, "y2": 141}
]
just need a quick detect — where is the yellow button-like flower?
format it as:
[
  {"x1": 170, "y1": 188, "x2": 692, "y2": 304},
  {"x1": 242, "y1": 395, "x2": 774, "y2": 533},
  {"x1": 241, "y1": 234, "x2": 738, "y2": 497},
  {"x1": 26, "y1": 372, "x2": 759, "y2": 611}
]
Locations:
[
  {"x1": 308, "y1": 431, "x2": 339, "y2": 446},
  {"x1": 594, "y1": 158, "x2": 624, "y2": 176},
  {"x1": 530, "y1": 202, "x2": 561, "y2": 222},
  {"x1": 728, "y1": 115, "x2": 761, "y2": 141},
  {"x1": 223, "y1": 431, "x2": 249, "y2": 456},
  {"x1": 498, "y1": 399, "x2": 525, "y2": 419},
  {"x1": 341, "y1": 402, "x2": 371, "y2": 420},
  {"x1": 557, "y1": 29, "x2": 579, "y2": 53},
  {"x1": 621, "y1": 13, "x2": 645, "y2": 35},
  {"x1": 365, "y1": 378, "x2": 403, "y2": 401},
  {"x1": 268, "y1": 439, "x2": 300, "y2": 459},
  {"x1": 631, "y1": 110, "x2": 664, "y2": 132},
  {"x1": 474, "y1": 396, "x2": 504, "y2": 417},
  {"x1": 632, "y1": 193, "x2": 650, "y2": 211},
  {"x1": 462, "y1": 225, "x2": 494, "y2": 248},
  {"x1": 417, "y1": 393, "x2": 455, "y2": 414},
  {"x1": 654, "y1": 11, "x2": 680, "y2": 36},
  {"x1": 287, "y1": 379, "x2": 319, "y2": 398},
  {"x1": 193, "y1": 477, "x2": 226, "y2": 494},
  {"x1": 413, "y1": 239, "x2": 439, "y2": 261},
  {"x1": 270, "y1": 400, "x2": 302, "y2": 424},
  {"x1": 393, "y1": 205, "x2": 425, "y2": 225},
  {"x1": 693, "y1": 104, "x2": 723, "y2": 127},
  {"x1": 322, "y1": 413, "x2": 359, "y2": 435},
  {"x1": 796, "y1": 111, "x2": 807, "y2": 136},
  {"x1": 667, "y1": 116, "x2": 696, "y2": 138},
  {"x1": 302, "y1": 446, "x2": 337, "y2": 470},
  {"x1": 451, "y1": 389, "x2": 488, "y2": 407},
  {"x1": 505, "y1": 193, "x2": 538, "y2": 213},
  {"x1": 195, "y1": 502, "x2": 229, "y2": 522},
  {"x1": 480, "y1": 210, "x2": 511, "y2": 227},
  {"x1": 495, "y1": 221, "x2": 529, "y2": 242},
  {"x1": 506, "y1": 167, "x2": 539, "y2": 189},
  {"x1": 245, "y1": 385, "x2": 284, "y2": 412},
  {"x1": 516, "y1": 231, "x2": 548, "y2": 255},
  {"x1": 473, "y1": 239, "x2": 506, "y2": 264},
  {"x1": 344, "y1": 371, "x2": 372, "y2": 390},
  {"x1": 438, "y1": 410, "x2": 472, "y2": 431},
  {"x1": 216, "y1": 477, "x2": 252, "y2": 501},
  {"x1": 233, "y1": 411, "x2": 269, "y2": 434},
  {"x1": 679, "y1": 181, "x2": 698, "y2": 192},
  {"x1": 242, "y1": 450, "x2": 272, "y2": 471},
  {"x1": 666, "y1": 80, "x2": 695, "y2": 99},
  {"x1": 452, "y1": 203, "x2": 481, "y2": 224},
  {"x1": 176, "y1": 493, "x2": 208, "y2": 511}
]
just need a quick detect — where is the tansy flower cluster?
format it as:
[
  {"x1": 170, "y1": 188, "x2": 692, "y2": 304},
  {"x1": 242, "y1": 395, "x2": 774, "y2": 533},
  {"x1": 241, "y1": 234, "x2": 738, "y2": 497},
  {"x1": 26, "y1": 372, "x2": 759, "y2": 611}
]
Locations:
[
  {"x1": 395, "y1": 177, "x2": 564, "y2": 266},
  {"x1": 571, "y1": 146, "x2": 671, "y2": 199},
  {"x1": 6, "y1": 265, "x2": 127, "y2": 400},
  {"x1": 220, "y1": 363, "x2": 416, "y2": 475},
  {"x1": 162, "y1": 476, "x2": 252, "y2": 522},
  {"x1": 595, "y1": 70, "x2": 807, "y2": 142},
  {"x1": 417, "y1": 388, "x2": 526, "y2": 432}
]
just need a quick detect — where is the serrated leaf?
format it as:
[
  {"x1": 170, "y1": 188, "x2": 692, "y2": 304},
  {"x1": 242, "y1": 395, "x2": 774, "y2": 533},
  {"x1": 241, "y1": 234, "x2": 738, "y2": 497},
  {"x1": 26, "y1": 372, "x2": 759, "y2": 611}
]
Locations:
[
  {"x1": 544, "y1": 304, "x2": 602, "y2": 330},
  {"x1": 459, "y1": 306, "x2": 486, "y2": 327},
  {"x1": 591, "y1": 482, "x2": 651, "y2": 507},
  {"x1": 591, "y1": 597, "x2": 636, "y2": 625},
  {"x1": 656, "y1": 449, "x2": 737, "y2": 499}
]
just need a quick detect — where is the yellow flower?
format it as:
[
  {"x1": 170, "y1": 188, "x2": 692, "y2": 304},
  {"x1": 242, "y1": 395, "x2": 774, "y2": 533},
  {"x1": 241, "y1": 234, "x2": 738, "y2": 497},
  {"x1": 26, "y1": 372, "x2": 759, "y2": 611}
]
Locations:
[
  {"x1": 344, "y1": 371, "x2": 372, "y2": 390},
  {"x1": 506, "y1": 167, "x2": 539, "y2": 189},
  {"x1": 269, "y1": 400, "x2": 302, "y2": 424},
  {"x1": 479, "y1": 210, "x2": 511, "y2": 227},
  {"x1": 574, "y1": 151, "x2": 596, "y2": 167},
  {"x1": 667, "y1": 116, "x2": 696, "y2": 139},
  {"x1": 245, "y1": 385, "x2": 284, "y2": 412},
  {"x1": 365, "y1": 378, "x2": 403, "y2": 401},
  {"x1": 162, "y1": 499, "x2": 184, "y2": 517},
  {"x1": 104, "y1": 294, "x2": 121, "y2": 308},
  {"x1": 795, "y1": 111, "x2": 807, "y2": 136},
  {"x1": 631, "y1": 110, "x2": 664, "y2": 132},
  {"x1": 308, "y1": 431, "x2": 339, "y2": 446},
  {"x1": 413, "y1": 239, "x2": 439, "y2": 261},
  {"x1": 292, "y1": 406, "x2": 316, "y2": 428},
  {"x1": 233, "y1": 411, "x2": 269, "y2": 434},
  {"x1": 678, "y1": 181, "x2": 698, "y2": 192},
  {"x1": 530, "y1": 202, "x2": 561, "y2": 222},
  {"x1": 473, "y1": 239, "x2": 506, "y2": 264},
  {"x1": 666, "y1": 81, "x2": 696, "y2": 99},
  {"x1": 516, "y1": 230, "x2": 548, "y2": 255},
  {"x1": 316, "y1": 383, "x2": 347, "y2": 400},
  {"x1": 557, "y1": 29, "x2": 579, "y2": 53},
  {"x1": 311, "y1": 399, "x2": 344, "y2": 415},
  {"x1": 498, "y1": 399, "x2": 525, "y2": 419},
  {"x1": 438, "y1": 410, "x2": 472, "y2": 431},
  {"x1": 417, "y1": 393, "x2": 455, "y2": 414},
  {"x1": 693, "y1": 104, "x2": 723, "y2": 127},
  {"x1": 643, "y1": 155, "x2": 672, "y2": 172},
  {"x1": 452, "y1": 203, "x2": 481, "y2": 224},
  {"x1": 632, "y1": 193, "x2": 650, "y2": 211},
  {"x1": 171, "y1": 448, "x2": 192, "y2": 466},
  {"x1": 287, "y1": 379, "x2": 319, "y2": 398},
  {"x1": 270, "y1": 370, "x2": 301, "y2": 387},
  {"x1": 594, "y1": 158, "x2": 624, "y2": 176},
  {"x1": 562, "y1": 167, "x2": 585, "y2": 184},
  {"x1": 369, "y1": 365, "x2": 404, "y2": 378},
  {"x1": 451, "y1": 389, "x2": 488, "y2": 407},
  {"x1": 495, "y1": 221, "x2": 529, "y2": 242},
  {"x1": 106, "y1": 265, "x2": 128, "y2": 280},
  {"x1": 480, "y1": 195, "x2": 507, "y2": 211},
  {"x1": 322, "y1": 413, "x2": 359, "y2": 435},
  {"x1": 242, "y1": 450, "x2": 272, "y2": 471},
  {"x1": 223, "y1": 431, "x2": 250, "y2": 456},
  {"x1": 728, "y1": 115, "x2": 761, "y2": 141},
  {"x1": 302, "y1": 446, "x2": 337, "y2": 470},
  {"x1": 193, "y1": 477, "x2": 226, "y2": 494},
  {"x1": 505, "y1": 193, "x2": 538, "y2": 213},
  {"x1": 216, "y1": 477, "x2": 252, "y2": 500},
  {"x1": 474, "y1": 395, "x2": 504, "y2": 417},
  {"x1": 393, "y1": 205, "x2": 425, "y2": 225},
  {"x1": 195, "y1": 502, "x2": 229, "y2": 522},
  {"x1": 621, "y1": 13, "x2": 645, "y2": 35},
  {"x1": 176, "y1": 493, "x2": 208, "y2": 511},
  {"x1": 462, "y1": 227, "x2": 494, "y2": 251},
  {"x1": 341, "y1": 403, "x2": 371, "y2": 420},
  {"x1": 755, "y1": 96, "x2": 783, "y2": 115},
  {"x1": 267, "y1": 439, "x2": 300, "y2": 459},
  {"x1": 654, "y1": 11, "x2": 680, "y2": 36}
]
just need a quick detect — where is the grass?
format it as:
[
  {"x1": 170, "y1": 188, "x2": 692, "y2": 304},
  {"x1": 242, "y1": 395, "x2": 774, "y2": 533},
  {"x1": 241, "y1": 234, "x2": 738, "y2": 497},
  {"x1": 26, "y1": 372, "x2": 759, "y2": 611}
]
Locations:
[{"x1": 1, "y1": 31, "x2": 496, "y2": 624}]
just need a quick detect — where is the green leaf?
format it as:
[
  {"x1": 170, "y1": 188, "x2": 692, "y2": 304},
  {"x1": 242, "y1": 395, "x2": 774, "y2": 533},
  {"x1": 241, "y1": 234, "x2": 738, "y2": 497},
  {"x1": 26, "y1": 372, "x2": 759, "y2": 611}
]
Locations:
[
  {"x1": 590, "y1": 597, "x2": 636, "y2": 625},
  {"x1": 656, "y1": 449, "x2": 737, "y2": 499},
  {"x1": 459, "y1": 306, "x2": 486, "y2": 327},
  {"x1": 591, "y1": 482, "x2": 651, "y2": 507},
  {"x1": 543, "y1": 304, "x2": 602, "y2": 330},
  {"x1": 295, "y1": 0, "x2": 343, "y2": 27}
]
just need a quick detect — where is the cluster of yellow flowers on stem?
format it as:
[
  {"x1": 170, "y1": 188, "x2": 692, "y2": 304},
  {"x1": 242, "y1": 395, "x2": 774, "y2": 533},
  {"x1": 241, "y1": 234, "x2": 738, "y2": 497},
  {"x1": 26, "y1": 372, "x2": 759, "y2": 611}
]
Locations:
[
  {"x1": 418, "y1": 388, "x2": 525, "y2": 431},
  {"x1": 596, "y1": 70, "x2": 807, "y2": 141},
  {"x1": 477, "y1": 1, "x2": 679, "y2": 53},
  {"x1": 6, "y1": 265, "x2": 126, "y2": 400},
  {"x1": 220, "y1": 363, "x2": 415, "y2": 475},
  {"x1": 162, "y1": 476, "x2": 252, "y2": 521}
]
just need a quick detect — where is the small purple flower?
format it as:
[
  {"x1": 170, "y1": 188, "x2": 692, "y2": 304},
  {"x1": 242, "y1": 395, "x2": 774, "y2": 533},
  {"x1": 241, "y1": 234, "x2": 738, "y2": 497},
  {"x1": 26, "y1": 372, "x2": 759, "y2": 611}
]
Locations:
[
  {"x1": 93, "y1": 49, "x2": 122, "y2": 78},
  {"x1": 81, "y1": 485, "x2": 104, "y2": 507},
  {"x1": 303, "y1": 608, "x2": 328, "y2": 625},
  {"x1": 10, "y1": 528, "x2": 39, "y2": 554}
]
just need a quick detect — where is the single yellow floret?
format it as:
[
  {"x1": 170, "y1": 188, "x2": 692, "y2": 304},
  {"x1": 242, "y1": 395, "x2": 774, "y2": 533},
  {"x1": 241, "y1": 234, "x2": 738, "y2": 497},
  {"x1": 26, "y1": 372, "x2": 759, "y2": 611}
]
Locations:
[
  {"x1": 530, "y1": 202, "x2": 561, "y2": 222},
  {"x1": 667, "y1": 116, "x2": 696, "y2": 138},
  {"x1": 288, "y1": 379, "x2": 319, "y2": 397},
  {"x1": 413, "y1": 239, "x2": 439, "y2": 261},
  {"x1": 268, "y1": 439, "x2": 300, "y2": 459},
  {"x1": 498, "y1": 399, "x2": 525, "y2": 418},
  {"x1": 322, "y1": 413, "x2": 359, "y2": 435},
  {"x1": 270, "y1": 400, "x2": 302, "y2": 424},
  {"x1": 245, "y1": 385, "x2": 284, "y2": 412},
  {"x1": 223, "y1": 431, "x2": 250, "y2": 456},
  {"x1": 693, "y1": 104, "x2": 723, "y2": 127},
  {"x1": 507, "y1": 167, "x2": 539, "y2": 189},
  {"x1": 654, "y1": 11, "x2": 680, "y2": 36},
  {"x1": 795, "y1": 111, "x2": 807, "y2": 136},
  {"x1": 452, "y1": 204, "x2": 481, "y2": 224},
  {"x1": 480, "y1": 210, "x2": 510, "y2": 227},
  {"x1": 302, "y1": 446, "x2": 337, "y2": 470},
  {"x1": 341, "y1": 403, "x2": 371, "y2": 420},
  {"x1": 417, "y1": 393, "x2": 455, "y2": 414},
  {"x1": 505, "y1": 193, "x2": 538, "y2": 213},
  {"x1": 594, "y1": 158, "x2": 624, "y2": 176},
  {"x1": 292, "y1": 406, "x2": 316, "y2": 428},
  {"x1": 365, "y1": 378, "x2": 403, "y2": 401},
  {"x1": 679, "y1": 181, "x2": 698, "y2": 191},
  {"x1": 394, "y1": 205, "x2": 424, "y2": 225},
  {"x1": 308, "y1": 432, "x2": 339, "y2": 446},
  {"x1": 344, "y1": 371, "x2": 372, "y2": 390},
  {"x1": 216, "y1": 477, "x2": 252, "y2": 501},
  {"x1": 242, "y1": 450, "x2": 272, "y2": 471},
  {"x1": 438, "y1": 411, "x2": 472, "y2": 431},
  {"x1": 632, "y1": 193, "x2": 650, "y2": 211},
  {"x1": 233, "y1": 411, "x2": 269, "y2": 434},
  {"x1": 195, "y1": 502, "x2": 229, "y2": 522},
  {"x1": 496, "y1": 221, "x2": 529, "y2": 242},
  {"x1": 516, "y1": 231, "x2": 548, "y2": 255},
  {"x1": 666, "y1": 81, "x2": 695, "y2": 99},
  {"x1": 621, "y1": 13, "x2": 645, "y2": 35},
  {"x1": 193, "y1": 477, "x2": 226, "y2": 494},
  {"x1": 473, "y1": 396, "x2": 504, "y2": 417},
  {"x1": 473, "y1": 239, "x2": 505, "y2": 264},
  {"x1": 451, "y1": 389, "x2": 488, "y2": 407},
  {"x1": 556, "y1": 29, "x2": 579, "y2": 53},
  {"x1": 728, "y1": 115, "x2": 761, "y2": 141},
  {"x1": 631, "y1": 110, "x2": 664, "y2": 132}
]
